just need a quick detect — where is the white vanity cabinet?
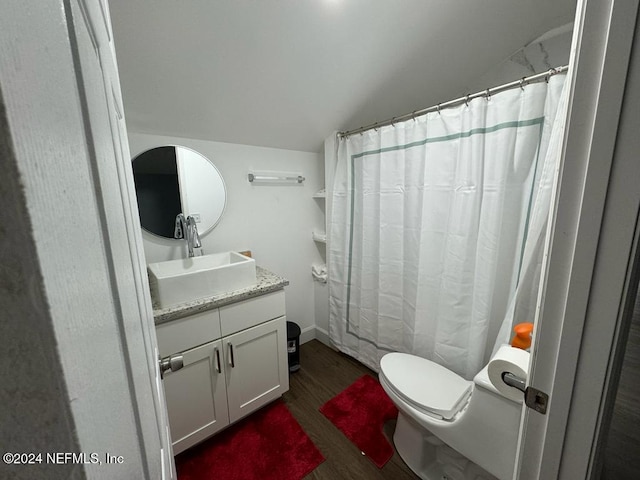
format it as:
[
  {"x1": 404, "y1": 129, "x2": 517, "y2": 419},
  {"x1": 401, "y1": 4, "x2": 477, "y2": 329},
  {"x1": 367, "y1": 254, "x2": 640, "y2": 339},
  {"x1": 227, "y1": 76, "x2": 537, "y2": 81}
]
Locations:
[{"x1": 156, "y1": 290, "x2": 289, "y2": 455}]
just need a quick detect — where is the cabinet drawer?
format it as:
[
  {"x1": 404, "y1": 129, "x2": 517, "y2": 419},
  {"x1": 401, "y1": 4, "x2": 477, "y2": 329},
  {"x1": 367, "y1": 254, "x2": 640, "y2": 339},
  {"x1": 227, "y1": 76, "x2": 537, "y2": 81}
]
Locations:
[
  {"x1": 219, "y1": 290, "x2": 285, "y2": 337},
  {"x1": 156, "y1": 309, "x2": 221, "y2": 357}
]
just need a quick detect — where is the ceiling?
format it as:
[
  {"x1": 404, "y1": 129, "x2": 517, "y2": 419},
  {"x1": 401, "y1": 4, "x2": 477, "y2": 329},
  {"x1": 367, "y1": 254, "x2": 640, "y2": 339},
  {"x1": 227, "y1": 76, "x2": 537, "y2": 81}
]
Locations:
[{"x1": 109, "y1": 1, "x2": 576, "y2": 153}]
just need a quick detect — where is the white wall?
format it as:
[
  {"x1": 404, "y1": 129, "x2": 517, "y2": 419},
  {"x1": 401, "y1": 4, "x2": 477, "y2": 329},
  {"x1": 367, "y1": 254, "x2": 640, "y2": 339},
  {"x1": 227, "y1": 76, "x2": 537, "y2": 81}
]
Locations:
[
  {"x1": 466, "y1": 25, "x2": 573, "y2": 93},
  {"x1": 129, "y1": 132, "x2": 325, "y2": 340}
]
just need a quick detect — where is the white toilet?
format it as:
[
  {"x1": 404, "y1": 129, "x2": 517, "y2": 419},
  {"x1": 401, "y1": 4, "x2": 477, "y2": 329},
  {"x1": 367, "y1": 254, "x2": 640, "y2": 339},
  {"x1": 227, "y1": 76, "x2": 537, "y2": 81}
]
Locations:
[{"x1": 379, "y1": 352, "x2": 524, "y2": 480}]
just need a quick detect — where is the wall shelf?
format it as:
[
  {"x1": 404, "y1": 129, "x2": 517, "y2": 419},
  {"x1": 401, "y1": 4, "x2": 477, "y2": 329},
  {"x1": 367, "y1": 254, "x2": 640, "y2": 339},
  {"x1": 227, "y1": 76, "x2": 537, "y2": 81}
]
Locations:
[{"x1": 313, "y1": 189, "x2": 326, "y2": 199}]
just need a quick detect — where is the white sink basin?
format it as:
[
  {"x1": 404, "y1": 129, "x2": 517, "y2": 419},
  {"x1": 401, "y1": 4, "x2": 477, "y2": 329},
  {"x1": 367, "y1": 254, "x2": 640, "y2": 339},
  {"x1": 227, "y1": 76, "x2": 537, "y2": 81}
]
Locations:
[{"x1": 148, "y1": 252, "x2": 257, "y2": 309}]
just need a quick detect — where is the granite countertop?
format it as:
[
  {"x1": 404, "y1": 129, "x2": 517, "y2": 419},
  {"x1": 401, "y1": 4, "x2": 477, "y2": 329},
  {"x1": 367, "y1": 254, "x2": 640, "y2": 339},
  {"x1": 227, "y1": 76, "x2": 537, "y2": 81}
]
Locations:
[{"x1": 153, "y1": 266, "x2": 289, "y2": 325}]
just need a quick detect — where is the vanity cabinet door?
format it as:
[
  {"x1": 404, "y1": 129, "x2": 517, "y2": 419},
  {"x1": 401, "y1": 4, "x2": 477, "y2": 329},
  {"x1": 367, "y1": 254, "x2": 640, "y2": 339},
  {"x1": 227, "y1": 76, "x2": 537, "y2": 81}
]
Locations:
[
  {"x1": 225, "y1": 316, "x2": 289, "y2": 424},
  {"x1": 163, "y1": 339, "x2": 229, "y2": 455}
]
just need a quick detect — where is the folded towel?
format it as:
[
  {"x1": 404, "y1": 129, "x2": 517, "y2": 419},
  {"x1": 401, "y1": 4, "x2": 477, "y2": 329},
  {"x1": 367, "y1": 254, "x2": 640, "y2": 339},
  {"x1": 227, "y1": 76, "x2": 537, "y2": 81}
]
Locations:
[{"x1": 311, "y1": 264, "x2": 327, "y2": 283}]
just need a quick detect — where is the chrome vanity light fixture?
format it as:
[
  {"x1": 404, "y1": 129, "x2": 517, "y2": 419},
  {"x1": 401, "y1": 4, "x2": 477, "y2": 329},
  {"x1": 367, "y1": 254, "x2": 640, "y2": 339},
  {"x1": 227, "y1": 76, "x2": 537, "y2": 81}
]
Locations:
[{"x1": 247, "y1": 171, "x2": 305, "y2": 184}]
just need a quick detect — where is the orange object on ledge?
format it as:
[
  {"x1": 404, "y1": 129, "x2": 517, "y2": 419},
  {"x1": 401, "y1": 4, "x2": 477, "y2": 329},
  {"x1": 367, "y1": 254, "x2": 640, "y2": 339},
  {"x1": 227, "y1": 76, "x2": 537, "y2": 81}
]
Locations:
[{"x1": 511, "y1": 322, "x2": 534, "y2": 350}]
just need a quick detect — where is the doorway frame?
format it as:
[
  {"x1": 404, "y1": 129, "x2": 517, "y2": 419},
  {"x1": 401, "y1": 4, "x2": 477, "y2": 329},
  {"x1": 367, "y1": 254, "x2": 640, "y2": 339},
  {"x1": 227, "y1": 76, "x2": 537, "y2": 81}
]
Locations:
[{"x1": 516, "y1": 0, "x2": 640, "y2": 478}]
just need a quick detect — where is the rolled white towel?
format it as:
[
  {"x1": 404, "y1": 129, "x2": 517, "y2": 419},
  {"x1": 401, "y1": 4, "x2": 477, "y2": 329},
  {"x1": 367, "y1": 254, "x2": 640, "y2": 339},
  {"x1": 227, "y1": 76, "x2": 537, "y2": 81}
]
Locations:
[{"x1": 311, "y1": 264, "x2": 327, "y2": 283}]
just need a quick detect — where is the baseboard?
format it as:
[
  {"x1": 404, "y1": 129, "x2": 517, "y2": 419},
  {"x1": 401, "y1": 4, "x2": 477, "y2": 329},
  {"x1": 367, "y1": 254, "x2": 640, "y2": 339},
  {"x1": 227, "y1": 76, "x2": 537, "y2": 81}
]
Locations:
[
  {"x1": 300, "y1": 325, "x2": 316, "y2": 345},
  {"x1": 300, "y1": 325, "x2": 332, "y2": 348},
  {"x1": 313, "y1": 326, "x2": 332, "y2": 348}
]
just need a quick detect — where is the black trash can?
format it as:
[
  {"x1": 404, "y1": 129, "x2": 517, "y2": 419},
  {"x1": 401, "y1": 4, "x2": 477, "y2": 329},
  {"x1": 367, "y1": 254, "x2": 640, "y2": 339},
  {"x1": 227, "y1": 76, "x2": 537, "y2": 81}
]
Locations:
[{"x1": 286, "y1": 321, "x2": 301, "y2": 373}]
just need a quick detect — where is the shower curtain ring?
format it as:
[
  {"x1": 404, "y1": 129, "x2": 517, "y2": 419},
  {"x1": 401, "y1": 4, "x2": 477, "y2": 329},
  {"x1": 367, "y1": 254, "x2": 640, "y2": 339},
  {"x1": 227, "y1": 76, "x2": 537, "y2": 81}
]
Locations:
[
  {"x1": 436, "y1": 104, "x2": 441, "y2": 115},
  {"x1": 412, "y1": 111, "x2": 417, "y2": 121},
  {"x1": 391, "y1": 117, "x2": 396, "y2": 127},
  {"x1": 465, "y1": 94, "x2": 470, "y2": 107},
  {"x1": 485, "y1": 88, "x2": 491, "y2": 101},
  {"x1": 545, "y1": 68, "x2": 555, "y2": 83},
  {"x1": 520, "y1": 77, "x2": 526, "y2": 90}
]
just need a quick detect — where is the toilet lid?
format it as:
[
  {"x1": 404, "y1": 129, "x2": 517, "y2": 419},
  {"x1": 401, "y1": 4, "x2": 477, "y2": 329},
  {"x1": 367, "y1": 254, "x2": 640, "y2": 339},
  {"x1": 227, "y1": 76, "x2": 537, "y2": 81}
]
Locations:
[{"x1": 380, "y1": 353, "x2": 472, "y2": 420}]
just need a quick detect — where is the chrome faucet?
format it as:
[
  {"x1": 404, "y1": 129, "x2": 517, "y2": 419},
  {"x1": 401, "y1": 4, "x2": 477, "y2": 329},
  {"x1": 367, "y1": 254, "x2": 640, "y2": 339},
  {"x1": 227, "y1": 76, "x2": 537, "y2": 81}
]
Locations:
[
  {"x1": 187, "y1": 216, "x2": 202, "y2": 255},
  {"x1": 174, "y1": 213, "x2": 202, "y2": 257}
]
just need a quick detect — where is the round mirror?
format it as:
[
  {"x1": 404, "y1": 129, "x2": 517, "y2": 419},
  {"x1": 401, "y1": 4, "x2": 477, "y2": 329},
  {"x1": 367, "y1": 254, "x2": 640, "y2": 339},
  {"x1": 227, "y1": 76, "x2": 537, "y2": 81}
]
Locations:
[{"x1": 132, "y1": 146, "x2": 226, "y2": 239}]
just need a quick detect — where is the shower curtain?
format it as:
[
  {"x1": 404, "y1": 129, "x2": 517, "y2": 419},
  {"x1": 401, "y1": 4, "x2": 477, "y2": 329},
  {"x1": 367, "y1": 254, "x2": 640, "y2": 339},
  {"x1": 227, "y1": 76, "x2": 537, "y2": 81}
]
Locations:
[{"x1": 328, "y1": 74, "x2": 567, "y2": 379}]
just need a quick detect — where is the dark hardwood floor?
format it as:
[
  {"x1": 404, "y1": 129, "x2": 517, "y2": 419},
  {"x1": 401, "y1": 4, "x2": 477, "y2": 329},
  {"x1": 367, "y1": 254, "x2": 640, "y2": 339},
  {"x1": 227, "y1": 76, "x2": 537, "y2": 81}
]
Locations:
[{"x1": 282, "y1": 340, "x2": 418, "y2": 480}]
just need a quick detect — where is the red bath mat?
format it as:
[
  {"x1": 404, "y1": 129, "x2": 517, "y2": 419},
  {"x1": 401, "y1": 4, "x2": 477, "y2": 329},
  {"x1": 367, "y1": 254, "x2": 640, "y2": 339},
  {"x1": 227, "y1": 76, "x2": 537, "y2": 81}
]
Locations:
[
  {"x1": 319, "y1": 374, "x2": 398, "y2": 468},
  {"x1": 176, "y1": 400, "x2": 324, "y2": 480}
]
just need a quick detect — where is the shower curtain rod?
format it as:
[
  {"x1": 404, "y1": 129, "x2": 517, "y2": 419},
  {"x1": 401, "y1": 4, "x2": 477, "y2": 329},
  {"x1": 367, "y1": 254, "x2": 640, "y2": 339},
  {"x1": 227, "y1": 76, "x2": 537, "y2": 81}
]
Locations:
[{"x1": 338, "y1": 65, "x2": 569, "y2": 139}]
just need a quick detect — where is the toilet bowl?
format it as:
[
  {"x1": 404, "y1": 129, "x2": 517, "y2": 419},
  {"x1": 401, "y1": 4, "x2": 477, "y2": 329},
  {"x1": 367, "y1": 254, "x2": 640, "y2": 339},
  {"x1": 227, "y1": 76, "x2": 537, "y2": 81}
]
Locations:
[{"x1": 379, "y1": 352, "x2": 524, "y2": 480}]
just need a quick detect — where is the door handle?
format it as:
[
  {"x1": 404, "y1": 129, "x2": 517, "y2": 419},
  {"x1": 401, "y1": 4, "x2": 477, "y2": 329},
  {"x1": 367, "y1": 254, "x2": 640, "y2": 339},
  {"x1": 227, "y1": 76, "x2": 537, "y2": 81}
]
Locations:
[
  {"x1": 501, "y1": 372, "x2": 526, "y2": 392},
  {"x1": 215, "y1": 347, "x2": 222, "y2": 373},
  {"x1": 501, "y1": 371, "x2": 549, "y2": 415},
  {"x1": 228, "y1": 343, "x2": 235, "y2": 368},
  {"x1": 159, "y1": 354, "x2": 184, "y2": 379}
]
